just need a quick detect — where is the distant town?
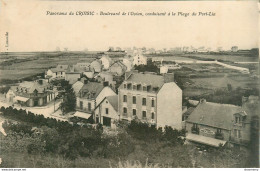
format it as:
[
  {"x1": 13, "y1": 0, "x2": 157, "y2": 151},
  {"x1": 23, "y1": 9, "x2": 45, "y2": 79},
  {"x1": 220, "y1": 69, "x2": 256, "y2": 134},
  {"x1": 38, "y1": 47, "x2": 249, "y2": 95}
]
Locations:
[{"x1": 0, "y1": 46, "x2": 259, "y2": 167}]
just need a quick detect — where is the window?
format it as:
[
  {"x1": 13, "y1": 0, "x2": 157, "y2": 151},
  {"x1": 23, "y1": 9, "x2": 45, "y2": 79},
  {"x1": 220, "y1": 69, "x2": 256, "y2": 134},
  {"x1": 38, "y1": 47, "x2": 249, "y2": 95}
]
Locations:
[
  {"x1": 151, "y1": 99, "x2": 155, "y2": 107},
  {"x1": 123, "y1": 107, "x2": 127, "y2": 114},
  {"x1": 123, "y1": 95, "x2": 127, "y2": 102},
  {"x1": 105, "y1": 108, "x2": 109, "y2": 114},
  {"x1": 217, "y1": 128, "x2": 222, "y2": 133},
  {"x1": 137, "y1": 84, "x2": 141, "y2": 90},
  {"x1": 133, "y1": 96, "x2": 136, "y2": 104},
  {"x1": 127, "y1": 83, "x2": 132, "y2": 89},
  {"x1": 234, "y1": 129, "x2": 241, "y2": 138},
  {"x1": 133, "y1": 109, "x2": 136, "y2": 116},
  {"x1": 88, "y1": 102, "x2": 91, "y2": 111},
  {"x1": 151, "y1": 112, "x2": 155, "y2": 119},
  {"x1": 80, "y1": 101, "x2": 83, "y2": 110},
  {"x1": 133, "y1": 85, "x2": 136, "y2": 90},
  {"x1": 142, "y1": 111, "x2": 146, "y2": 118},
  {"x1": 124, "y1": 84, "x2": 127, "y2": 89},
  {"x1": 143, "y1": 86, "x2": 147, "y2": 91},
  {"x1": 142, "y1": 98, "x2": 146, "y2": 106},
  {"x1": 235, "y1": 116, "x2": 241, "y2": 124},
  {"x1": 193, "y1": 123, "x2": 198, "y2": 128},
  {"x1": 34, "y1": 89, "x2": 38, "y2": 96}
]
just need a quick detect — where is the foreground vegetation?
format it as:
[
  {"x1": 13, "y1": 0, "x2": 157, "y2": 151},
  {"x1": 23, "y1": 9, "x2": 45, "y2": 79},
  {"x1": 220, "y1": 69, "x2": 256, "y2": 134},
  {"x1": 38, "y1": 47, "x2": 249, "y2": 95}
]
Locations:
[{"x1": 0, "y1": 106, "x2": 257, "y2": 168}]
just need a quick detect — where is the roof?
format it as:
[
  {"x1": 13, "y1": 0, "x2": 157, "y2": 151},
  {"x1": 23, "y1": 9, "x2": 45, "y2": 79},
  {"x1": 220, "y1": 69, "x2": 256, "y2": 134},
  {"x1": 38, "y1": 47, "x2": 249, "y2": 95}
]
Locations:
[
  {"x1": 187, "y1": 101, "x2": 242, "y2": 130},
  {"x1": 90, "y1": 60, "x2": 102, "y2": 69},
  {"x1": 186, "y1": 133, "x2": 226, "y2": 147},
  {"x1": 72, "y1": 81, "x2": 84, "y2": 94},
  {"x1": 78, "y1": 82, "x2": 104, "y2": 99},
  {"x1": 125, "y1": 72, "x2": 165, "y2": 88},
  {"x1": 16, "y1": 80, "x2": 50, "y2": 94},
  {"x1": 74, "y1": 111, "x2": 92, "y2": 119},
  {"x1": 14, "y1": 96, "x2": 29, "y2": 102},
  {"x1": 110, "y1": 61, "x2": 127, "y2": 70},
  {"x1": 106, "y1": 95, "x2": 118, "y2": 112},
  {"x1": 94, "y1": 95, "x2": 118, "y2": 112},
  {"x1": 184, "y1": 107, "x2": 195, "y2": 116}
]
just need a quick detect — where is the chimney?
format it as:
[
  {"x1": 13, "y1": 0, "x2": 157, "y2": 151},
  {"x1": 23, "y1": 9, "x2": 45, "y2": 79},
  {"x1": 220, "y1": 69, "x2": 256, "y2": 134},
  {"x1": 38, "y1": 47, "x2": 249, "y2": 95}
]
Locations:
[
  {"x1": 164, "y1": 73, "x2": 174, "y2": 83},
  {"x1": 200, "y1": 98, "x2": 206, "y2": 103},
  {"x1": 38, "y1": 79, "x2": 43, "y2": 85},
  {"x1": 103, "y1": 81, "x2": 109, "y2": 87}
]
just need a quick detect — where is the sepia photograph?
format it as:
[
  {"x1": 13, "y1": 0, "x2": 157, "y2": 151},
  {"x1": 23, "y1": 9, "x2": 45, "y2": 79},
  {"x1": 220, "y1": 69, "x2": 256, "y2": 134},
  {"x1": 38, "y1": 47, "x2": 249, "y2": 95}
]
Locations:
[{"x1": 0, "y1": 0, "x2": 259, "y2": 169}]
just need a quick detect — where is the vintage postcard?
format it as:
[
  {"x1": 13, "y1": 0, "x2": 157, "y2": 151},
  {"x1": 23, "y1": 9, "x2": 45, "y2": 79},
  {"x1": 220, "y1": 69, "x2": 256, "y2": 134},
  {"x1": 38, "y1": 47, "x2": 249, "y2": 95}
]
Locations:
[{"x1": 0, "y1": 0, "x2": 259, "y2": 169}]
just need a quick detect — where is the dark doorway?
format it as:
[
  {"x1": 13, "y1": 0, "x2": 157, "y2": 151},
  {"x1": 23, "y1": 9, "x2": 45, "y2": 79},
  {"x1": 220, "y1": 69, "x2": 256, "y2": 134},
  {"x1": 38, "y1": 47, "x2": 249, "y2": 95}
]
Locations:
[
  {"x1": 34, "y1": 100, "x2": 38, "y2": 106},
  {"x1": 103, "y1": 117, "x2": 111, "y2": 127}
]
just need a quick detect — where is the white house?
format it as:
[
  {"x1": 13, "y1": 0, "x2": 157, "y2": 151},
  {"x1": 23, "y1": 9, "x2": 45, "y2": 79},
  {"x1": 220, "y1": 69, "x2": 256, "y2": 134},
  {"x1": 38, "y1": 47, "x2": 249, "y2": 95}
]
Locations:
[
  {"x1": 75, "y1": 82, "x2": 117, "y2": 121},
  {"x1": 122, "y1": 57, "x2": 133, "y2": 71},
  {"x1": 133, "y1": 54, "x2": 147, "y2": 66},
  {"x1": 118, "y1": 72, "x2": 182, "y2": 129},
  {"x1": 45, "y1": 65, "x2": 69, "y2": 80},
  {"x1": 100, "y1": 55, "x2": 112, "y2": 70},
  {"x1": 160, "y1": 66, "x2": 168, "y2": 74},
  {"x1": 90, "y1": 60, "x2": 102, "y2": 73},
  {"x1": 94, "y1": 95, "x2": 119, "y2": 128}
]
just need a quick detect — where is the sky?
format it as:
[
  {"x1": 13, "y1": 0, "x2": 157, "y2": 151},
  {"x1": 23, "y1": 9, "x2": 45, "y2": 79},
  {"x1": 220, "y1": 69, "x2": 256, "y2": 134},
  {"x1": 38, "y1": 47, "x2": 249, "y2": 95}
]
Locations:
[{"x1": 0, "y1": 0, "x2": 258, "y2": 52}]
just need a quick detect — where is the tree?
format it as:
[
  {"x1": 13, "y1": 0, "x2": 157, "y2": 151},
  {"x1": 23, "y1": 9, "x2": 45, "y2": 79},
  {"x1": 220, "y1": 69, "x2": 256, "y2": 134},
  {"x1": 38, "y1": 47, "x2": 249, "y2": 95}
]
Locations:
[{"x1": 60, "y1": 87, "x2": 76, "y2": 114}]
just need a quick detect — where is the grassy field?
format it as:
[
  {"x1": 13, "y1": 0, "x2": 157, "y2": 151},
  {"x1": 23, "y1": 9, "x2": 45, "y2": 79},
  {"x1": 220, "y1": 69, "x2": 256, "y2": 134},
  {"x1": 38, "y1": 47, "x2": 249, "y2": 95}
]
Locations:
[
  {"x1": 0, "y1": 55, "x2": 96, "y2": 80},
  {"x1": 181, "y1": 54, "x2": 258, "y2": 63}
]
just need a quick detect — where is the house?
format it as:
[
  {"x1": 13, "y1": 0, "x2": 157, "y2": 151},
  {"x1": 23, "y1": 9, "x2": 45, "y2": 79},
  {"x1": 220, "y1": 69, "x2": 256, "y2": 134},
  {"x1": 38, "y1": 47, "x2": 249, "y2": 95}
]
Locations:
[
  {"x1": 65, "y1": 63, "x2": 92, "y2": 84},
  {"x1": 160, "y1": 66, "x2": 168, "y2": 74},
  {"x1": 122, "y1": 57, "x2": 133, "y2": 72},
  {"x1": 185, "y1": 97, "x2": 260, "y2": 147},
  {"x1": 6, "y1": 79, "x2": 57, "y2": 107},
  {"x1": 45, "y1": 65, "x2": 68, "y2": 80},
  {"x1": 94, "y1": 95, "x2": 119, "y2": 128},
  {"x1": 118, "y1": 71, "x2": 182, "y2": 129},
  {"x1": 100, "y1": 55, "x2": 112, "y2": 70},
  {"x1": 96, "y1": 72, "x2": 116, "y2": 90},
  {"x1": 133, "y1": 53, "x2": 147, "y2": 66},
  {"x1": 65, "y1": 72, "x2": 81, "y2": 85},
  {"x1": 75, "y1": 82, "x2": 116, "y2": 121},
  {"x1": 74, "y1": 63, "x2": 91, "y2": 71},
  {"x1": 83, "y1": 71, "x2": 95, "y2": 79},
  {"x1": 230, "y1": 96, "x2": 260, "y2": 147},
  {"x1": 90, "y1": 60, "x2": 102, "y2": 73},
  {"x1": 109, "y1": 61, "x2": 127, "y2": 76}
]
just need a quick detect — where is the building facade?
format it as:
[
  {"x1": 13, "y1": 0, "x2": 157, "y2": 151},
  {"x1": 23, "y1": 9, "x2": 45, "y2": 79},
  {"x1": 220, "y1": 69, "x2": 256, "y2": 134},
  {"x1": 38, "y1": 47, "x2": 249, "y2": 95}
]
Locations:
[
  {"x1": 185, "y1": 97, "x2": 259, "y2": 147},
  {"x1": 94, "y1": 95, "x2": 119, "y2": 128},
  {"x1": 118, "y1": 72, "x2": 182, "y2": 129},
  {"x1": 108, "y1": 61, "x2": 127, "y2": 76},
  {"x1": 100, "y1": 55, "x2": 112, "y2": 70},
  {"x1": 133, "y1": 54, "x2": 147, "y2": 66},
  {"x1": 6, "y1": 79, "x2": 57, "y2": 107},
  {"x1": 45, "y1": 65, "x2": 68, "y2": 80},
  {"x1": 75, "y1": 82, "x2": 116, "y2": 120}
]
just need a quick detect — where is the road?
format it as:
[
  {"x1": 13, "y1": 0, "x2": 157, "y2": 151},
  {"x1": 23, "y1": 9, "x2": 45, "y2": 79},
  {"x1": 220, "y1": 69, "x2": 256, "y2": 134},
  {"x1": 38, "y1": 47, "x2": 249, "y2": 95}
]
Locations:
[{"x1": 0, "y1": 98, "x2": 68, "y2": 122}]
